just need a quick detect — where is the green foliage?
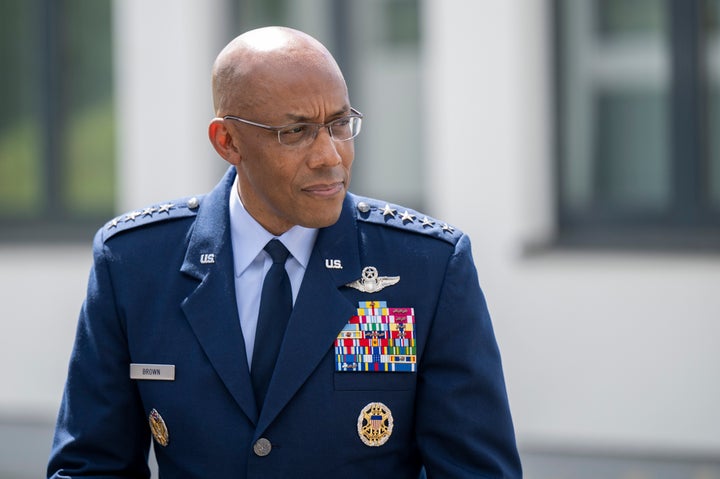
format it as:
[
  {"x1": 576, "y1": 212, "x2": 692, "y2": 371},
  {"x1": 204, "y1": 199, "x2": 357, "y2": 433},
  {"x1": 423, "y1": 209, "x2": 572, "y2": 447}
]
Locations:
[
  {"x1": 64, "y1": 100, "x2": 116, "y2": 216},
  {"x1": 0, "y1": 119, "x2": 42, "y2": 216}
]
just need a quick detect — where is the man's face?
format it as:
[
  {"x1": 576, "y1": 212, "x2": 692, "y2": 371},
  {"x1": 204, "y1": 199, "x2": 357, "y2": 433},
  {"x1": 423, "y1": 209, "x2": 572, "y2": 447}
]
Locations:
[{"x1": 227, "y1": 62, "x2": 354, "y2": 235}]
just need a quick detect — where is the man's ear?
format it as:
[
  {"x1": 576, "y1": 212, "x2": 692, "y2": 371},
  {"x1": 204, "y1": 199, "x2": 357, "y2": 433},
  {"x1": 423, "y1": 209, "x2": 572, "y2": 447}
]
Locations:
[{"x1": 209, "y1": 118, "x2": 241, "y2": 166}]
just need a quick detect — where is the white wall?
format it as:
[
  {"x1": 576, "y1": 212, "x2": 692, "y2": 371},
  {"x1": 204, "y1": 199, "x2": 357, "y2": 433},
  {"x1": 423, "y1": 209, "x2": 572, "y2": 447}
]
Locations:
[
  {"x1": 113, "y1": 0, "x2": 230, "y2": 209},
  {"x1": 0, "y1": 245, "x2": 91, "y2": 417},
  {"x1": 423, "y1": 0, "x2": 720, "y2": 454}
]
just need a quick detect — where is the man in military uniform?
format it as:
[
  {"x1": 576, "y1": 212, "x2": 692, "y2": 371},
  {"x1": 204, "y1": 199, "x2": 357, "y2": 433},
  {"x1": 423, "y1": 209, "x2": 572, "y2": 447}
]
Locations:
[{"x1": 48, "y1": 26, "x2": 521, "y2": 478}]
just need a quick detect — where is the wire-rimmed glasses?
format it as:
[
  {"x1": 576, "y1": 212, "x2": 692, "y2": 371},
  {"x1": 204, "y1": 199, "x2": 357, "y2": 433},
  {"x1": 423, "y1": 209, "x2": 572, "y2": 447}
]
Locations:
[{"x1": 223, "y1": 108, "x2": 363, "y2": 147}]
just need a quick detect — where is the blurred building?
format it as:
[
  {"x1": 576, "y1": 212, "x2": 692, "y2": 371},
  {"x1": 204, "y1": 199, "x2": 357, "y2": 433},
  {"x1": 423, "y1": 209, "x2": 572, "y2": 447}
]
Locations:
[{"x1": 0, "y1": 0, "x2": 719, "y2": 477}]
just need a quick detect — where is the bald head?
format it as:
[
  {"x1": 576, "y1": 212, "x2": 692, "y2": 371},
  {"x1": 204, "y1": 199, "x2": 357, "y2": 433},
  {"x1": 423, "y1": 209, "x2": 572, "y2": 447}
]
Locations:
[{"x1": 211, "y1": 27, "x2": 346, "y2": 116}]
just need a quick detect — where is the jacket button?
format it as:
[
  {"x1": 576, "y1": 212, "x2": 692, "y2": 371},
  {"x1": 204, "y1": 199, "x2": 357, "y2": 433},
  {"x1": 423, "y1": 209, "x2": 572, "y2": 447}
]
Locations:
[{"x1": 253, "y1": 437, "x2": 272, "y2": 456}]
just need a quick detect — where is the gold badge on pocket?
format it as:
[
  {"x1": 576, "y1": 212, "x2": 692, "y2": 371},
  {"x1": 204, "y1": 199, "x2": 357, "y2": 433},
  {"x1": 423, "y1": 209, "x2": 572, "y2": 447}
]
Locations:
[{"x1": 357, "y1": 402, "x2": 393, "y2": 447}]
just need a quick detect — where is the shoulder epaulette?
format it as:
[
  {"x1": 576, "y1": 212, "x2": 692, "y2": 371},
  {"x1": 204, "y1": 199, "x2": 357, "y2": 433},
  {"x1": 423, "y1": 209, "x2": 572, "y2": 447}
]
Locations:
[
  {"x1": 351, "y1": 195, "x2": 462, "y2": 245},
  {"x1": 101, "y1": 195, "x2": 204, "y2": 242}
]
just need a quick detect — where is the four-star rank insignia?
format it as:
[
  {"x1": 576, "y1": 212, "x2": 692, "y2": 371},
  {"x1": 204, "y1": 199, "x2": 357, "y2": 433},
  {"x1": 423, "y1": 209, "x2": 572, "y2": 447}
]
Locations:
[
  {"x1": 345, "y1": 266, "x2": 399, "y2": 293},
  {"x1": 357, "y1": 402, "x2": 394, "y2": 447}
]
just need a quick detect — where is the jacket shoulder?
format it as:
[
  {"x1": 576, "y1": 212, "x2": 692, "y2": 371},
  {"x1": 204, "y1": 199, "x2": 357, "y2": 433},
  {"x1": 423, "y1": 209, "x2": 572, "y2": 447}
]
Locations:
[
  {"x1": 99, "y1": 195, "x2": 203, "y2": 243},
  {"x1": 349, "y1": 194, "x2": 463, "y2": 246}
]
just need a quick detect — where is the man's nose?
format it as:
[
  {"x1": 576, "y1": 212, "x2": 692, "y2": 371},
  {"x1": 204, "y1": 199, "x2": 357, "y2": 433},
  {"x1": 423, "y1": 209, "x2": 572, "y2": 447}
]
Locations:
[{"x1": 307, "y1": 127, "x2": 342, "y2": 168}]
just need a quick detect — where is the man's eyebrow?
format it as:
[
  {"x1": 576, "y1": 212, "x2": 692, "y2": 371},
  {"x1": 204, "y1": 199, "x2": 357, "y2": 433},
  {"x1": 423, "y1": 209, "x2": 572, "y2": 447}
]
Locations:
[{"x1": 285, "y1": 107, "x2": 351, "y2": 123}]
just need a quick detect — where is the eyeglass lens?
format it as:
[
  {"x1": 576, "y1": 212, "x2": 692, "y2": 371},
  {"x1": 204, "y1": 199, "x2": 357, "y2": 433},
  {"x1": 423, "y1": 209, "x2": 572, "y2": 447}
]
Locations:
[{"x1": 278, "y1": 116, "x2": 361, "y2": 146}]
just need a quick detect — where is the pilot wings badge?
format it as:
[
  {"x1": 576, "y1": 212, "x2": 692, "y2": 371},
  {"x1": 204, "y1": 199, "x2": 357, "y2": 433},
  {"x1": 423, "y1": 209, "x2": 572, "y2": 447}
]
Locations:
[{"x1": 345, "y1": 266, "x2": 400, "y2": 293}]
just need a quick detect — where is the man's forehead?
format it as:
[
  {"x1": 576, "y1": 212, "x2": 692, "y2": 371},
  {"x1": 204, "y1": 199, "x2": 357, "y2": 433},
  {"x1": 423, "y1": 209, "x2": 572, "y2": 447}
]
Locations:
[{"x1": 213, "y1": 27, "x2": 345, "y2": 115}]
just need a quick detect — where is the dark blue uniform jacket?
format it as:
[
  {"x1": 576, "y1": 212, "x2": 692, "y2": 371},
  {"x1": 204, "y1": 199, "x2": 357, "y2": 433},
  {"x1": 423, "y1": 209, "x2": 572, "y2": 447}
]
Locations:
[{"x1": 48, "y1": 167, "x2": 522, "y2": 478}]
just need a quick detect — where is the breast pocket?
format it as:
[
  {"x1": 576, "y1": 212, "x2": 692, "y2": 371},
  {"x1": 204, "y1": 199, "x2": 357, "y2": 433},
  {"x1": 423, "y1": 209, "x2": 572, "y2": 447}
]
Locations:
[{"x1": 333, "y1": 371, "x2": 416, "y2": 391}]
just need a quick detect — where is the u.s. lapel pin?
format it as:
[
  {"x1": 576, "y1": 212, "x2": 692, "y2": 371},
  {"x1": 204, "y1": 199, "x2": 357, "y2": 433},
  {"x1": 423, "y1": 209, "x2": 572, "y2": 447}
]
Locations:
[
  {"x1": 325, "y1": 258, "x2": 343, "y2": 269},
  {"x1": 345, "y1": 266, "x2": 399, "y2": 293}
]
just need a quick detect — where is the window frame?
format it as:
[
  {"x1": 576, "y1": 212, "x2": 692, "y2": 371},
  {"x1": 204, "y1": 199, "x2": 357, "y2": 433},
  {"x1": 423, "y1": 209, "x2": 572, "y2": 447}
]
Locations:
[
  {"x1": 0, "y1": 0, "x2": 115, "y2": 243},
  {"x1": 554, "y1": 0, "x2": 720, "y2": 250}
]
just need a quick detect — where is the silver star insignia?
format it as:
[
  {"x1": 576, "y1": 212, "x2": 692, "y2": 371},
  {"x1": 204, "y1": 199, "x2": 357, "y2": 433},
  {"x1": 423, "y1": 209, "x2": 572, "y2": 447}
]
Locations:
[
  {"x1": 381, "y1": 204, "x2": 396, "y2": 218},
  {"x1": 441, "y1": 223, "x2": 455, "y2": 233},
  {"x1": 124, "y1": 211, "x2": 141, "y2": 222},
  {"x1": 345, "y1": 266, "x2": 400, "y2": 293},
  {"x1": 107, "y1": 217, "x2": 120, "y2": 229},
  {"x1": 400, "y1": 211, "x2": 415, "y2": 223},
  {"x1": 141, "y1": 207, "x2": 157, "y2": 217},
  {"x1": 157, "y1": 203, "x2": 174, "y2": 214},
  {"x1": 420, "y1": 216, "x2": 435, "y2": 228}
]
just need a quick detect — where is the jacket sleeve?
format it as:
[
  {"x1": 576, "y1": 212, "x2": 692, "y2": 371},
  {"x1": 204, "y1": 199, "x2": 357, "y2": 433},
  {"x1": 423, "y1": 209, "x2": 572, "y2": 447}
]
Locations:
[
  {"x1": 416, "y1": 233, "x2": 522, "y2": 478},
  {"x1": 47, "y1": 230, "x2": 151, "y2": 478}
]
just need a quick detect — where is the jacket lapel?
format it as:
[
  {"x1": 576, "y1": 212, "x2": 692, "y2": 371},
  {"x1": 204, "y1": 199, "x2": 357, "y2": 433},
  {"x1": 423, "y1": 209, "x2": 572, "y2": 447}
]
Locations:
[
  {"x1": 180, "y1": 168, "x2": 259, "y2": 425},
  {"x1": 256, "y1": 195, "x2": 361, "y2": 432},
  {"x1": 179, "y1": 176, "x2": 365, "y2": 431}
]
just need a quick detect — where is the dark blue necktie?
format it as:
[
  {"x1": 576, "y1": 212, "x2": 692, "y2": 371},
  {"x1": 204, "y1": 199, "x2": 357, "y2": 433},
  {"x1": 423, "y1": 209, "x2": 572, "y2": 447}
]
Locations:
[{"x1": 251, "y1": 239, "x2": 292, "y2": 409}]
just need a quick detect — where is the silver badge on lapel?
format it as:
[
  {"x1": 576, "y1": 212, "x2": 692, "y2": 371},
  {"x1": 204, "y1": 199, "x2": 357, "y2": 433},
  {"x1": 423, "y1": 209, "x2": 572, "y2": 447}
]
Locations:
[
  {"x1": 345, "y1": 266, "x2": 399, "y2": 293},
  {"x1": 357, "y1": 402, "x2": 394, "y2": 447}
]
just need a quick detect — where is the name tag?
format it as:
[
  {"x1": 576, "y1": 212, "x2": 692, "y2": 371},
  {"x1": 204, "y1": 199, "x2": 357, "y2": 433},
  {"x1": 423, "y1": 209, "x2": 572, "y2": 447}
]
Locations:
[{"x1": 130, "y1": 363, "x2": 175, "y2": 381}]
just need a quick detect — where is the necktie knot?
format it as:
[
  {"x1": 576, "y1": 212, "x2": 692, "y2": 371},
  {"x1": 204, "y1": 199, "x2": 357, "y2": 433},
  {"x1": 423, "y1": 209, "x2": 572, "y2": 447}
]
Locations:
[{"x1": 264, "y1": 239, "x2": 290, "y2": 264}]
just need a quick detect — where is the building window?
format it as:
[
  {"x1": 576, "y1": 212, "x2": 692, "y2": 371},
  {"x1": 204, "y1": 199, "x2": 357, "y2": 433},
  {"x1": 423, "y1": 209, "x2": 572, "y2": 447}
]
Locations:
[
  {"x1": 0, "y1": 0, "x2": 115, "y2": 241},
  {"x1": 556, "y1": 0, "x2": 720, "y2": 248},
  {"x1": 709, "y1": 0, "x2": 720, "y2": 208}
]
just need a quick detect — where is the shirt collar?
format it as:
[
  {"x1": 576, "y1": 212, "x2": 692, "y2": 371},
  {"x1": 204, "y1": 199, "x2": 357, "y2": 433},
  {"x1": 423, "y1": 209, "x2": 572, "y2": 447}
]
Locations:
[{"x1": 229, "y1": 175, "x2": 317, "y2": 277}]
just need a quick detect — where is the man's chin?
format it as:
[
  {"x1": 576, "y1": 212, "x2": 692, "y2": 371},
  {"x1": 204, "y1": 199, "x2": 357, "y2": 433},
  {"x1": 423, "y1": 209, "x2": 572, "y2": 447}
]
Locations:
[{"x1": 303, "y1": 207, "x2": 344, "y2": 229}]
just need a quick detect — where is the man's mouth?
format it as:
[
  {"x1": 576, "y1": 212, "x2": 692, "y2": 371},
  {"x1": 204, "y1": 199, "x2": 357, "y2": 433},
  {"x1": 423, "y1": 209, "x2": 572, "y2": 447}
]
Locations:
[{"x1": 302, "y1": 181, "x2": 345, "y2": 197}]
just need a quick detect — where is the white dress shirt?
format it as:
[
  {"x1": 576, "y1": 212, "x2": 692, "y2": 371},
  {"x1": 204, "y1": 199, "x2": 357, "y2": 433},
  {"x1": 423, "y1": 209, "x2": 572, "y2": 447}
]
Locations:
[{"x1": 228, "y1": 176, "x2": 318, "y2": 368}]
